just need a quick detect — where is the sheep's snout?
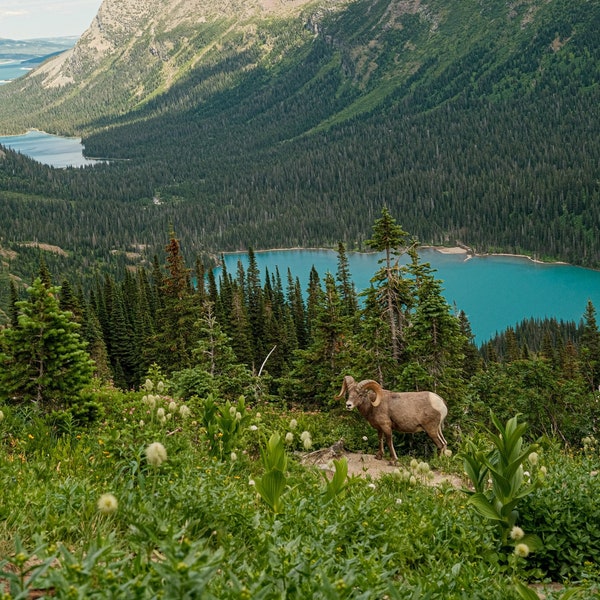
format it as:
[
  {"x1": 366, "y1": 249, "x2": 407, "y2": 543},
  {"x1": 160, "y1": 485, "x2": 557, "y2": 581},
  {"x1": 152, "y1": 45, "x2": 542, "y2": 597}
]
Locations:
[{"x1": 345, "y1": 400, "x2": 354, "y2": 410}]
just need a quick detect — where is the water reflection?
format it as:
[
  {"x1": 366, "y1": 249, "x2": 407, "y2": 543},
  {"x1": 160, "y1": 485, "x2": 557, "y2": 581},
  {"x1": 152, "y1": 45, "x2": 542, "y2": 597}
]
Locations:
[{"x1": 0, "y1": 129, "x2": 104, "y2": 168}]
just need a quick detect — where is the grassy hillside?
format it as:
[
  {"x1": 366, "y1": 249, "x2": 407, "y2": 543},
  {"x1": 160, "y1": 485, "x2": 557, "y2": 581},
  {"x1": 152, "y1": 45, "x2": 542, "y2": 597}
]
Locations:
[{"x1": 0, "y1": 0, "x2": 599, "y2": 283}]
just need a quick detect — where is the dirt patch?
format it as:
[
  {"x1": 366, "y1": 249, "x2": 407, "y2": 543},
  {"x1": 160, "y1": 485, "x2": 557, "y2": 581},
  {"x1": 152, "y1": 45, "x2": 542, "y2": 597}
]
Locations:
[
  {"x1": 301, "y1": 443, "x2": 465, "y2": 488},
  {"x1": 19, "y1": 242, "x2": 67, "y2": 257}
]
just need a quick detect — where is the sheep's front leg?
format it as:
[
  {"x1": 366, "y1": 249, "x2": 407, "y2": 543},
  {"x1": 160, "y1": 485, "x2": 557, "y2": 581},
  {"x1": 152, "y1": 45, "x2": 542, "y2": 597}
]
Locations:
[{"x1": 375, "y1": 430, "x2": 385, "y2": 460}]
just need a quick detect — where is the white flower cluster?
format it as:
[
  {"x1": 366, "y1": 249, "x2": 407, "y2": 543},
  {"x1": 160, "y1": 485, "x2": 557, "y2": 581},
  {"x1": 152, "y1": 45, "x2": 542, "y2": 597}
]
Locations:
[
  {"x1": 300, "y1": 430, "x2": 312, "y2": 450},
  {"x1": 393, "y1": 459, "x2": 434, "y2": 486},
  {"x1": 141, "y1": 393, "x2": 191, "y2": 425}
]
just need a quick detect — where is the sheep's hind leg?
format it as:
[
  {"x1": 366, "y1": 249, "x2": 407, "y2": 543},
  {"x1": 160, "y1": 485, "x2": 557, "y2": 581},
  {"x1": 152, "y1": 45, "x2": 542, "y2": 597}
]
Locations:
[{"x1": 386, "y1": 432, "x2": 398, "y2": 464}]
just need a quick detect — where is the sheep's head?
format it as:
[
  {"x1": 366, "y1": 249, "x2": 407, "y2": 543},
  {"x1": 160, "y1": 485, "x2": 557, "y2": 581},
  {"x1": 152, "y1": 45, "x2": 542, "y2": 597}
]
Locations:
[
  {"x1": 356, "y1": 380, "x2": 384, "y2": 407},
  {"x1": 336, "y1": 375, "x2": 362, "y2": 410},
  {"x1": 336, "y1": 376, "x2": 382, "y2": 410}
]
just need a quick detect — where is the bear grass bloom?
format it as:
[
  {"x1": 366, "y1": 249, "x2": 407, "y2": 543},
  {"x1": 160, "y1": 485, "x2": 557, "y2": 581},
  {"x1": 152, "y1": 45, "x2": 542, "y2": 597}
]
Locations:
[
  {"x1": 146, "y1": 442, "x2": 168, "y2": 467},
  {"x1": 97, "y1": 493, "x2": 118, "y2": 514},
  {"x1": 510, "y1": 526, "x2": 525, "y2": 541},
  {"x1": 514, "y1": 543, "x2": 530, "y2": 558}
]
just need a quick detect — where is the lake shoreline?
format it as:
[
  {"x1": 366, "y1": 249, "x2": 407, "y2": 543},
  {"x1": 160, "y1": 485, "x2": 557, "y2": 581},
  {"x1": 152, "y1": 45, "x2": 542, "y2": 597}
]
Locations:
[{"x1": 221, "y1": 244, "x2": 575, "y2": 269}]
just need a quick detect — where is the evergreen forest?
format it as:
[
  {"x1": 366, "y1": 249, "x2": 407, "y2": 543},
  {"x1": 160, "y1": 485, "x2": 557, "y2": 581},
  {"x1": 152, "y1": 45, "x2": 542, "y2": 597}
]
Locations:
[
  {"x1": 1, "y1": 211, "x2": 599, "y2": 597},
  {"x1": 0, "y1": 0, "x2": 599, "y2": 288}
]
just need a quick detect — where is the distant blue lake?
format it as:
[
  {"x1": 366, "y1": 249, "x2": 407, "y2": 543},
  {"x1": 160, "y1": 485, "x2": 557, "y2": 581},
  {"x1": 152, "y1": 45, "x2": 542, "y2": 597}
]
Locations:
[
  {"x1": 217, "y1": 249, "x2": 600, "y2": 344},
  {"x1": 0, "y1": 130, "x2": 103, "y2": 168},
  {"x1": 0, "y1": 60, "x2": 32, "y2": 84}
]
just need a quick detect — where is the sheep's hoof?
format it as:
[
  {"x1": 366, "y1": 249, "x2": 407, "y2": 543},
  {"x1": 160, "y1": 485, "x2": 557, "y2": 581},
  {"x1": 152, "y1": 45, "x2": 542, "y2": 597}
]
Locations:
[
  {"x1": 388, "y1": 459, "x2": 398, "y2": 466},
  {"x1": 374, "y1": 453, "x2": 383, "y2": 460}
]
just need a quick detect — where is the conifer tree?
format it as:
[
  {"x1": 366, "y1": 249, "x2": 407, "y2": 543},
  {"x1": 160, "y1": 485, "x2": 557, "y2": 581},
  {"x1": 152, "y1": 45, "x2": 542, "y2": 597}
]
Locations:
[
  {"x1": 170, "y1": 302, "x2": 253, "y2": 401},
  {"x1": 580, "y1": 300, "x2": 600, "y2": 390},
  {"x1": 151, "y1": 232, "x2": 198, "y2": 374},
  {"x1": 336, "y1": 242, "x2": 358, "y2": 319},
  {"x1": 0, "y1": 278, "x2": 94, "y2": 410},
  {"x1": 59, "y1": 279, "x2": 81, "y2": 321},
  {"x1": 401, "y1": 250, "x2": 466, "y2": 396},
  {"x1": 9, "y1": 279, "x2": 19, "y2": 327},
  {"x1": 291, "y1": 273, "x2": 357, "y2": 405},
  {"x1": 245, "y1": 248, "x2": 267, "y2": 371},
  {"x1": 365, "y1": 208, "x2": 412, "y2": 362},
  {"x1": 287, "y1": 270, "x2": 308, "y2": 349}
]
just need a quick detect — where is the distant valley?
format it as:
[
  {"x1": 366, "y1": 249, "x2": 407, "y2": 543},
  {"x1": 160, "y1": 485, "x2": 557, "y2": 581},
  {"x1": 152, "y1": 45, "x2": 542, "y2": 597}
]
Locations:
[{"x1": 0, "y1": 0, "x2": 598, "y2": 291}]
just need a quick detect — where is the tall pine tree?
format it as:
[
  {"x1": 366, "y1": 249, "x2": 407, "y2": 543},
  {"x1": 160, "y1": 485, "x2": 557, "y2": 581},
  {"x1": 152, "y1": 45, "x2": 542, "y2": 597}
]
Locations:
[{"x1": 0, "y1": 278, "x2": 94, "y2": 410}]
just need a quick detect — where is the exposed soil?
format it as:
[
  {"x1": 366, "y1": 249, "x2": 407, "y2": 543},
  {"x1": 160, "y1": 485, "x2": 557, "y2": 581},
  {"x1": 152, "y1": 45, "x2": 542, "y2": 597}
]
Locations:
[{"x1": 300, "y1": 442, "x2": 465, "y2": 488}]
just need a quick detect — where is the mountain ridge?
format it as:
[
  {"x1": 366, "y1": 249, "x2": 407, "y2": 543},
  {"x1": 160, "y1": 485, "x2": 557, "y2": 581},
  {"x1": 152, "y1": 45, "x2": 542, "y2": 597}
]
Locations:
[{"x1": 0, "y1": 0, "x2": 598, "y2": 280}]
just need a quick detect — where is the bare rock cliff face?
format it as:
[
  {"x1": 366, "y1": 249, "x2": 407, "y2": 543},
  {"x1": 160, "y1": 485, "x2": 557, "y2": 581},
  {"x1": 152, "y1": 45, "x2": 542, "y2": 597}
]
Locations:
[{"x1": 34, "y1": 0, "x2": 338, "y2": 88}]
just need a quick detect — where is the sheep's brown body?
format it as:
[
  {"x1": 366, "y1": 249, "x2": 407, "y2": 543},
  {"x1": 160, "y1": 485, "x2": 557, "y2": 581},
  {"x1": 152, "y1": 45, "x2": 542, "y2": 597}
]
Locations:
[{"x1": 336, "y1": 376, "x2": 448, "y2": 462}]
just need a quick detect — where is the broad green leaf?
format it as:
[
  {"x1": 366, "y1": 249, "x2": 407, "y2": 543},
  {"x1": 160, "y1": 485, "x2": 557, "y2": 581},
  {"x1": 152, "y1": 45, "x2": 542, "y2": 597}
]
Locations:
[
  {"x1": 513, "y1": 579, "x2": 540, "y2": 600},
  {"x1": 468, "y1": 493, "x2": 503, "y2": 522}
]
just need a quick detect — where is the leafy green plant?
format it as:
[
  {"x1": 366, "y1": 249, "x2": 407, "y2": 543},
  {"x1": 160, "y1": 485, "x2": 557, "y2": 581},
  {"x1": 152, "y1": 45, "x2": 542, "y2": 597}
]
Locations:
[
  {"x1": 322, "y1": 457, "x2": 349, "y2": 502},
  {"x1": 461, "y1": 413, "x2": 542, "y2": 553},
  {"x1": 519, "y1": 448, "x2": 600, "y2": 582},
  {"x1": 0, "y1": 536, "x2": 55, "y2": 599},
  {"x1": 199, "y1": 394, "x2": 250, "y2": 460},
  {"x1": 255, "y1": 432, "x2": 289, "y2": 514}
]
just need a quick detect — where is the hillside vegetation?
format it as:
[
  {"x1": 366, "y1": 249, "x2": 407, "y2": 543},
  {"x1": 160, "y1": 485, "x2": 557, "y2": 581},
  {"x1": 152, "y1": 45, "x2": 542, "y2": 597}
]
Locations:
[
  {"x1": 0, "y1": 0, "x2": 599, "y2": 286},
  {"x1": 1, "y1": 216, "x2": 600, "y2": 596}
]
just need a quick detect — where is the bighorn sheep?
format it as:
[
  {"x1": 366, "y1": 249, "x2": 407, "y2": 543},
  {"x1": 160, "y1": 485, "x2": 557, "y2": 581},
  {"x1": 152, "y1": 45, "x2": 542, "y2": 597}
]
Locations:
[{"x1": 336, "y1": 375, "x2": 448, "y2": 462}]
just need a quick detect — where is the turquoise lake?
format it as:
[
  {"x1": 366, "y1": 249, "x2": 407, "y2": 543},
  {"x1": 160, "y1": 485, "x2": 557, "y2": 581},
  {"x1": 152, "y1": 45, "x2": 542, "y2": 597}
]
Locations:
[
  {"x1": 0, "y1": 130, "x2": 102, "y2": 168},
  {"x1": 218, "y1": 249, "x2": 600, "y2": 344},
  {"x1": 2, "y1": 128, "x2": 599, "y2": 345}
]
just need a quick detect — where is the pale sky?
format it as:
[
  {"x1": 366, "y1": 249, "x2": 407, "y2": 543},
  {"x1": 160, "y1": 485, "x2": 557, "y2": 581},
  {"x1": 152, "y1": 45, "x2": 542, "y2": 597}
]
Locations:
[{"x1": 0, "y1": 0, "x2": 103, "y2": 40}]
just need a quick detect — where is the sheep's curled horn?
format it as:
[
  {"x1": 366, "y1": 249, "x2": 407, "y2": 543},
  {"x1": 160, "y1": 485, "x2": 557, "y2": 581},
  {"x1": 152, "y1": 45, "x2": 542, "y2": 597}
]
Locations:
[{"x1": 356, "y1": 379, "x2": 383, "y2": 407}]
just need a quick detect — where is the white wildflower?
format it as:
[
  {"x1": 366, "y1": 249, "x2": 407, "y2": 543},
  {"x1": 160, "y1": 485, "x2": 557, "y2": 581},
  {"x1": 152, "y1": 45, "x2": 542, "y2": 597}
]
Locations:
[
  {"x1": 97, "y1": 493, "x2": 118, "y2": 514},
  {"x1": 514, "y1": 543, "x2": 530, "y2": 558},
  {"x1": 145, "y1": 442, "x2": 167, "y2": 467}
]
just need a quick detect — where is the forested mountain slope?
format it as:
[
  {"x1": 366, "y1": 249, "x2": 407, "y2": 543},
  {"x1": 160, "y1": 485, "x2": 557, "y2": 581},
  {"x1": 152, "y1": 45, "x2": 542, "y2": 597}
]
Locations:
[{"x1": 0, "y1": 0, "x2": 599, "y2": 283}]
